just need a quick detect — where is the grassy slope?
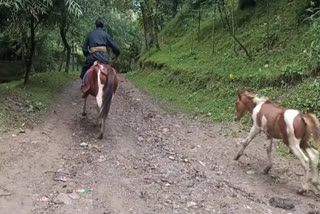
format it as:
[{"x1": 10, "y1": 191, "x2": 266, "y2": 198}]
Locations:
[
  {"x1": 129, "y1": 0, "x2": 320, "y2": 121},
  {"x1": 0, "y1": 72, "x2": 77, "y2": 131}
]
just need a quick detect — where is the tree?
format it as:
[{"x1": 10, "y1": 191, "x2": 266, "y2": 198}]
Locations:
[
  {"x1": 0, "y1": 0, "x2": 142, "y2": 83},
  {"x1": 238, "y1": 0, "x2": 256, "y2": 10},
  {"x1": 48, "y1": 0, "x2": 82, "y2": 73},
  {"x1": 217, "y1": 0, "x2": 252, "y2": 60},
  {"x1": 140, "y1": 0, "x2": 160, "y2": 50},
  {"x1": 0, "y1": 0, "x2": 82, "y2": 83},
  {"x1": 13, "y1": 0, "x2": 52, "y2": 85}
]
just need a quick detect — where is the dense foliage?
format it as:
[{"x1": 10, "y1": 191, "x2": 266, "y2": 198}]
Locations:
[
  {"x1": 0, "y1": 0, "x2": 142, "y2": 84},
  {"x1": 130, "y1": 0, "x2": 320, "y2": 120}
]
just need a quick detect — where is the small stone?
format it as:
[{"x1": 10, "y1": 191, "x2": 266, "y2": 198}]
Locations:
[
  {"x1": 168, "y1": 156, "x2": 175, "y2": 160},
  {"x1": 163, "y1": 128, "x2": 169, "y2": 133},
  {"x1": 19, "y1": 128, "x2": 25, "y2": 133},
  {"x1": 187, "y1": 201, "x2": 197, "y2": 208},
  {"x1": 137, "y1": 136, "x2": 144, "y2": 142},
  {"x1": 198, "y1": 160, "x2": 206, "y2": 167},
  {"x1": 164, "y1": 200, "x2": 172, "y2": 205},
  {"x1": 39, "y1": 196, "x2": 49, "y2": 202},
  {"x1": 269, "y1": 197, "x2": 295, "y2": 210},
  {"x1": 53, "y1": 175, "x2": 68, "y2": 182},
  {"x1": 246, "y1": 170, "x2": 255, "y2": 175},
  {"x1": 69, "y1": 192, "x2": 80, "y2": 200},
  {"x1": 97, "y1": 155, "x2": 107, "y2": 162},
  {"x1": 54, "y1": 193, "x2": 72, "y2": 205},
  {"x1": 216, "y1": 171, "x2": 223, "y2": 176}
]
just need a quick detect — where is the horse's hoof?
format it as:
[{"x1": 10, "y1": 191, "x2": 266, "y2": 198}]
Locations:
[
  {"x1": 263, "y1": 167, "x2": 271, "y2": 174},
  {"x1": 82, "y1": 112, "x2": 87, "y2": 116},
  {"x1": 97, "y1": 134, "x2": 103, "y2": 139},
  {"x1": 296, "y1": 188, "x2": 308, "y2": 195}
]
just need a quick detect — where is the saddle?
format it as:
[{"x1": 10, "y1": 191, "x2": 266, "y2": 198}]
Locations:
[{"x1": 81, "y1": 62, "x2": 116, "y2": 98}]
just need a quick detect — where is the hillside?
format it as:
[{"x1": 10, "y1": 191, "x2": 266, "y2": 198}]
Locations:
[{"x1": 129, "y1": 0, "x2": 320, "y2": 121}]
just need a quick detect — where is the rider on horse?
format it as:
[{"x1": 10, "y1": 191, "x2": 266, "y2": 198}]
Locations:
[{"x1": 80, "y1": 17, "x2": 120, "y2": 80}]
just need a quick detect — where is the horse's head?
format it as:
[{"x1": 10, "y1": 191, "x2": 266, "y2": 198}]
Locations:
[{"x1": 234, "y1": 91, "x2": 255, "y2": 121}]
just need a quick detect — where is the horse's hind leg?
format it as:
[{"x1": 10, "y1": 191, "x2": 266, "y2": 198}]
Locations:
[
  {"x1": 82, "y1": 97, "x2": 87, "y2": 116},
  {"x1": 263, "y1": 139, "x2": 273, "y2": 174},
  {"x1": 234, "y1": 126, "x2": 259, "y2": 160},
  {"x1": 97, "y1": 117, "x2": 105, "y2": 139},
  {"x1": 289, "y1": 143, "x2": 310, "y2": 194},
  {"x1": 305, "y1": 147, "x2": 320, "y2": 190},
  {"x1": 95, "y1": 106, "x2": 101, "y2": 127},
  {"x1": 97, "y1": 100, "x2": 111, "y2": 139}
]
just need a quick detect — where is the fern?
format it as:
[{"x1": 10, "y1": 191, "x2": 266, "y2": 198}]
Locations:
[{"x1": 66, "y1": 0, "x2": 83, "y2": 17}]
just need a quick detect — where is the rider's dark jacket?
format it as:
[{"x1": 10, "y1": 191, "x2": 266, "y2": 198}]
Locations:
[{"x1": 81, "y1": 27, "x2": 120, "y2": 79}]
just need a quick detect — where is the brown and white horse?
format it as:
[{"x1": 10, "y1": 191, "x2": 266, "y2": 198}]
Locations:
[
  {"x1": 81, "y1": 61, "x2": 118, "y2": 139},
  {"x1": 234, "y1": 91, "x2": 320, "y2": 194}
]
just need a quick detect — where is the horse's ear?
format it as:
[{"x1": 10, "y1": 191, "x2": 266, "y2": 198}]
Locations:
[
  {"x1": 244, "y1": 91, "x2": 254, "y2": 98},
  {"x1": 238, "y1": 92, "x2": 241, "y2": 99}
]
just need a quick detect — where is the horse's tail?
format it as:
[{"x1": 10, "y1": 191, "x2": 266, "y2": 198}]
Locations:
[
  {"x1": 100, "y1": 66, "x2": 115, "y2": 119},
  {"x1": 303, "y1": 114, "x2": 320, "y2": 150}
]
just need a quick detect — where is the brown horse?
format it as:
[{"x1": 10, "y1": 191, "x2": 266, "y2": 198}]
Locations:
[
  {"x1": 234, "y1": 91, "x2": 320, "y2": 194},
  {"x1": 81, "y1": 61, "x2": 118, "y2": 139}
]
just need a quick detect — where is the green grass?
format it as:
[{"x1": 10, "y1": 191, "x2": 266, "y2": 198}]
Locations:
[
  {"x1": 128, "y1": 69, "x2": 236, "y2": 121},
  {"x1": 130, "y1": 0, "x2": 320, "y2": 122},
  {"x1": 0, "y1": 72, "x2": 77, "y2": 130},
  {"x1": 128, "y1": 69, "x2": 319, "y2": 121},
  {"x1": 143, "y1": 0, "x2": 317, "y2": 87}
]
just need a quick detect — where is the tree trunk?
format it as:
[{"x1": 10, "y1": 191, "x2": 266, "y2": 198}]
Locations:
[
  {"x1": 142, "y1": 0, "x2": 158, "y2": 50},
  {"x1": 59, "y1": 47, "x2": 66, "y2": 72},
  {"x1": 232, "y1": 0, "x2": 236, "y2": 53},
  {"x1": 153, "y1": 16, "x2": 160, "y2": 50},
  {"x1": 211, "y1": 2, "x2": 216, "y2": 55},
  {"x1": 60, "y1": 6, "x2": 71, "y2": 73},
  {"x1": 60, "y1": 27, "x2": 71, "y2": 73},
  {"x1": 141, "y1": 2, "x2": 149, "y2": 51},
  {"x1": 198, "y1": 2, "x2": 201, "y2": 41},
  {"x1": 238, "y1": 0, "x2": 256, "y2": 10},
  {"x1": 153, "y1": 1, "x2": 160, "y2": 50},
  {"x1": 24, "y1": 16, "x2": 36, "y2": 85},
  {"x1": 172, "y1": 0, "x2": 178, "y2": 17},
  {"x1": 65, "y1": 46, "x2": 71, "y2": 73},
  {"x1": 218, "y1": 3, "x2": 252, "y2": 60},
  {"x1": 72, "y1": 41, "x2": 75, "y2": 71}
]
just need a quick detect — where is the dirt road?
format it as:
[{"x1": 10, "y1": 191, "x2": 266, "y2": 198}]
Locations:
[{"x1": 0, "y1": 76, "x2": 319, "y2": 214}]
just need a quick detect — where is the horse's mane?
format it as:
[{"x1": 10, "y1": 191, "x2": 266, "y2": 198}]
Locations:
[
  {"x1": 253, "y1": 95, "x2": 268, "y2": 104},
  {"x1": 243, "y1": 91, "x2": 268, "y2": 104}
]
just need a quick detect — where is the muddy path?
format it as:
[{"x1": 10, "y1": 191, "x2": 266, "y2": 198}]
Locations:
[{"x1": 0, "y1": 75, "x2": 319, "y2": 214}]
